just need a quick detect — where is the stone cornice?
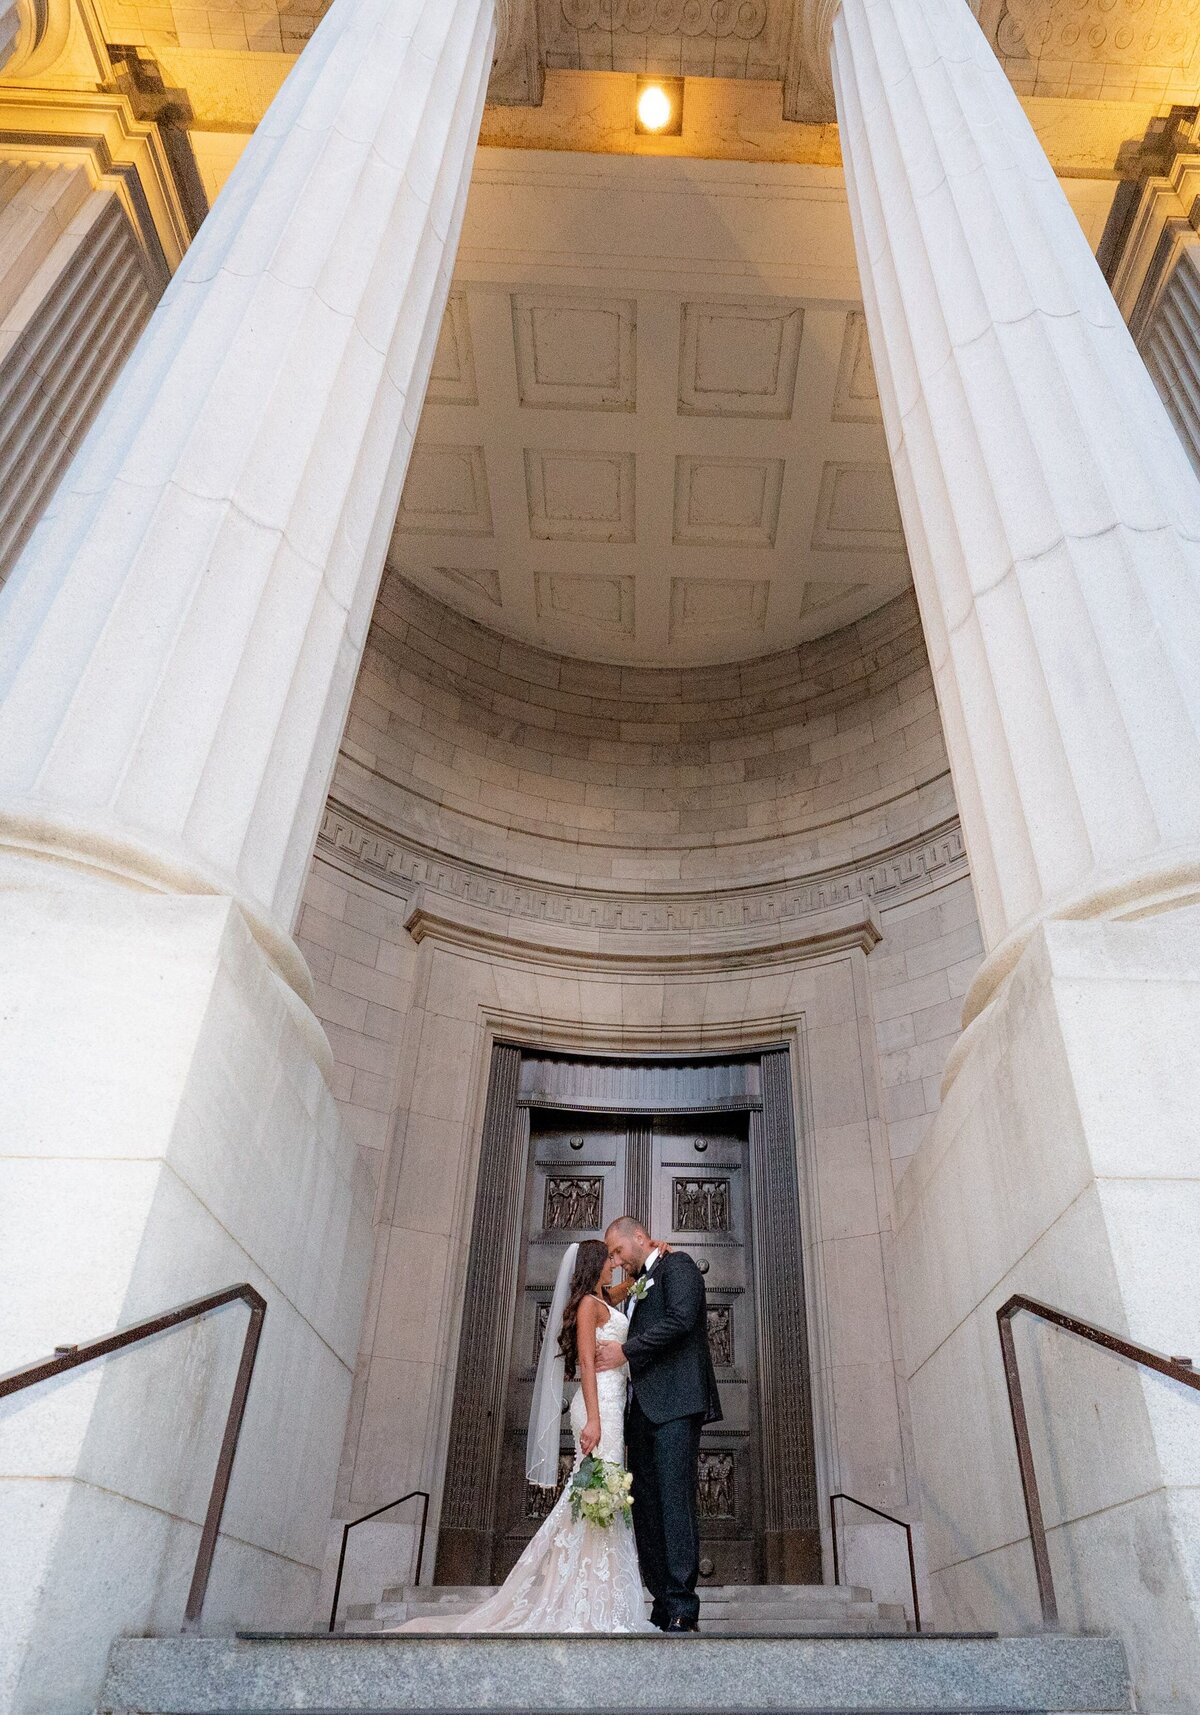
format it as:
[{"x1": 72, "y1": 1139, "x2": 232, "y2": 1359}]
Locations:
[
  {"x1": 0, "y1": 86, "x2": 191, "y2": 277},
  {"x1": 316, "y1": 798, "x2": 968, "y2": 965}
]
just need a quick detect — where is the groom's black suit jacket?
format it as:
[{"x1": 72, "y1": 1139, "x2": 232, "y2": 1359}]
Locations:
[{"x1": 622, "y1": 1251, "x2": 722, "y2": 1426}]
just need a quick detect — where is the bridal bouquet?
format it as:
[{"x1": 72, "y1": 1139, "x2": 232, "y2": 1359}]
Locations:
[{"x1": 569, "y1": 1456, "x2": 634, "y2": 1528}]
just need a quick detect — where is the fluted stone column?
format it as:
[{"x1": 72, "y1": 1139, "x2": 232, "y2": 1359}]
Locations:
[
  {"x1": 0, "y1": 165, "x2": 157, "y2": 587},
  {"x1": 1, "y1": 0, "x2": 24, "y2": 68},
  {"x1": 830, "y1": 2, "x2": 1200, "y2": 1703},
  {"x1": 0, "y1": 5, "x2": 495, "y2": 1713},
  {"x1": 1140, "y1": 245, "x2": 1200, "y2": 480},
  {"x1": 0, "y1": 0, "x2": 494, "y2": 979},
  {"x1": 832, "y1": 0, "x2": 1200, "y2": 1013}
]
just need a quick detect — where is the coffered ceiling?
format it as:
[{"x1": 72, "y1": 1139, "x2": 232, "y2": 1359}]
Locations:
[{"x1": 387, "y1": 149, "x2": 910, "y2": 667}]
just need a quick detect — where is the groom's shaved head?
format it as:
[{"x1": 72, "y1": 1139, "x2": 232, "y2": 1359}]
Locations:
[
  {"x1": 607, "y1": 1216, "x2": 647, "y2": 1241},
  {"x1": 605, "y1": 1215, "x2": 651, "y2": 1271}
]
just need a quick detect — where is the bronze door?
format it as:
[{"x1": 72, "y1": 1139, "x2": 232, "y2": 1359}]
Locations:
[
  {"x1": 650, "y1": 1114, "x2": 761, "y2": 1585},
  {"x1": 437, "y1": 1044, "x2": 819, "y2": 1589},
  {"x1": 492, "y1": 1107, "x2": 762, "y2": 1584},
  {"x1": 492, "y1": 1109, "x2": 628, "y2": 1580}
]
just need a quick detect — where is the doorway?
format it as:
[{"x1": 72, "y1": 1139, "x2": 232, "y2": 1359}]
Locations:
[{"x1": 436, "y1": 1046, "x2": 819, "y2": 1586}]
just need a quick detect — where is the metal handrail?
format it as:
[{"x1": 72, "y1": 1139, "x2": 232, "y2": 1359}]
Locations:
[
  {"x1": 997, "y1": 1292, "x2": 1200, "y2": 1629},
  {"x1": 0, "y1": 1282, "x2": 266, "y2": 1631},
  {"x1": 828, "y1": 1491, "x2": 921, "y2": 1632},
  {"x1": 327, "y1": 1489, "x2": 430, "y2": 1633}
]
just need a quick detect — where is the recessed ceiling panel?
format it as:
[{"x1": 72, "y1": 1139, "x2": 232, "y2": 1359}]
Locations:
[
  {"x1": 673, "y1": 455, "x2": 784, "y2": 548},
  {"x1": 678, "y1": 302, "x2": 802, "y2": 419},
  {"x1": 831, "y1": 312, "x2": 881, "y2": 424},
  {"x1": 427, "y1": 292, "x2": 478, "y2": 406},
  {"x1": 388, "y1": 152, "x2": 920, "y2": 664},
  {"x1": 396, "y1": 444, "x2": 493, "y2": 537},
  {"x1": 525, "y1": 448, "x2": 637, "y2": 542},
  {"x1": 513, "y1": 293, "x2": 637, "y2": 411},
  {"x1": 811, "y1": 461, "x2": 904, "y2": 552}
]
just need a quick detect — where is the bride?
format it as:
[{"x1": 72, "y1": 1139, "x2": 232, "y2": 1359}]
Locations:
[{"x1": 398, "y1": 1238, "x2": 654, "y2": 1632}]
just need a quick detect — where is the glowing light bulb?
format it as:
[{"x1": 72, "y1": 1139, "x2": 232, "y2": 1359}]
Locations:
[{"x1": 637, "y1": 83, "x2": 672, "y2": 133}]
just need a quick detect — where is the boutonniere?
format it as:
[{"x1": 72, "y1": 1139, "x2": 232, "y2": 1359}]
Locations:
[{"x1": 630, "y1": 1276, "x2": 654, "y2": 1303}]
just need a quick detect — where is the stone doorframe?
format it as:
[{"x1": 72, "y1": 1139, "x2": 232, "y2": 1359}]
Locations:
[{"x1": 428, "y1": 1005, "x2": 848, "y2": 1590}]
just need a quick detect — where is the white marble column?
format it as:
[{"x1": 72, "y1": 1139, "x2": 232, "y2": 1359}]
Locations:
[
  {"x1": 830, "y1": 6, "x2": 1200, "y2": 1705},
  {"x1": 0, "y1": 0, "x2": 495, "y2": 982},
  {"x1": 831, "y1": 0, "x2": 1200, "y2": 1009},
  {"x1": 0, "y1": 5, "x2": 495, "y2": 1712}
]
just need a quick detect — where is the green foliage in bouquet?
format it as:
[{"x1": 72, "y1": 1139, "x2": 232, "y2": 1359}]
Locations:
[{"x1": 568, "y1": 1455, "x2": 634, "y2": 1528}]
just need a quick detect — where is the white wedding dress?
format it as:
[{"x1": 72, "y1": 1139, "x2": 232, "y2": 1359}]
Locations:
[{"x1": 398, "y1": 1303, "x2": 653, "y2": 1632}]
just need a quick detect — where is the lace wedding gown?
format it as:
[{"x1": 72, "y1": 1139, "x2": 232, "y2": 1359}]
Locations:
[{"x1": 398, "y1": 1304, "x2": 653, "y2": 1633}]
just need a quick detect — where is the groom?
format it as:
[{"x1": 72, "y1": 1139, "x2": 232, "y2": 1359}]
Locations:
[{"x1": 599, "y1": 1216, "x2": 722, "y2": 1632}]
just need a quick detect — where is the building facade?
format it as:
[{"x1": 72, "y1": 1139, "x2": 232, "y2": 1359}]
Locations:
[{"x1": 1, "y1": 2, "x2": 1199, "y2": 1712}]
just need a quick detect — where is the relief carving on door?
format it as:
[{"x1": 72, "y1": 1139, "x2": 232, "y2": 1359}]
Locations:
[
  {"x1": 673, "y1": 1175, "x2": 730, "y2": 1231},
  {"x1": 706, "y1": 1305, "x2": 733, "y2": 1366},
  {"x1": 545, "y1": 1175, "x2": 603, "y2": 1230},
  {"x1": 698, "y1": 1452, "x2": 736, "y2": 1519}
]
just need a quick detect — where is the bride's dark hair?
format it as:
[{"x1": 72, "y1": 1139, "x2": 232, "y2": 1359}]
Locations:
[{"x1": 557, "y1": 1239, "x2": 610, "y2": 1381}]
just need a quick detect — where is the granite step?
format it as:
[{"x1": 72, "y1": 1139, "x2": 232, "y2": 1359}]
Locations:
[
  {"x1": 98, "y1": 1633, "x2": 1132, "y2": 1714},
  {"x1": 344, "y1": 1581, "x2": 909, "y2": 1635}
]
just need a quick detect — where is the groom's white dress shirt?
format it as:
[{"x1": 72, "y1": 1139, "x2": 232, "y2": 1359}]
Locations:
[{"x1": 627, "y1": 1248, "x2": 660, "y2": 1325}]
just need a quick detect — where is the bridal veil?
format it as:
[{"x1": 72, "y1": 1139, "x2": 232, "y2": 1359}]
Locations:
[{"x1": 525, "y1": 1240, "x2": 577, "y2": 1487}]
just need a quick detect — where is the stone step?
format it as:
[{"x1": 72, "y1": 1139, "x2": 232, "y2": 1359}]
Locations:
[
  {"x1": 354, "y1": 1581, "x2": 903, "y2": 1635},
  {"x1": 380, "y1": 1582, "x2": 876, "y2": 1606},
  {"x1": 100, "y1": 1633, "x2": 1131, "y2": 1714}
]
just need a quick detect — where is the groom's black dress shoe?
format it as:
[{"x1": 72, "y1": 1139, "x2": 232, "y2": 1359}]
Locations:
[{"x1": 665, "y1": 1617, "x2": 699, "y2": 1632}]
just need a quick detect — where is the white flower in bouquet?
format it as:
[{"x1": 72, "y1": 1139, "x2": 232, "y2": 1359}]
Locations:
[{"x1": 569, "y1": 1456, "x2": 634, "y2": 1528}]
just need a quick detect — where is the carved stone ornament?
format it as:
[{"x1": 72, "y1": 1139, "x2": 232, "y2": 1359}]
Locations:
[
  {"x1": 561, "y1": 0, "x2": 768, "y2": 37},
  {"x1": 993, "y1": 0, "x2": 1200, "y2": 69},
  {"x1": 318, "y1": 799, "x2": 968, "y2": 966}
]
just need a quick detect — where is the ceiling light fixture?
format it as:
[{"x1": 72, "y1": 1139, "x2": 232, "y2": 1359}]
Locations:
[{"x1": 635, "y1": 76, "x2": 684, "y2": 137}]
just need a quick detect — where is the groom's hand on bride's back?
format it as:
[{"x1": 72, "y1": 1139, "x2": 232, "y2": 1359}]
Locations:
[{"x1": 594, "y1": 1341, "x2": 626, "y2": 1371}]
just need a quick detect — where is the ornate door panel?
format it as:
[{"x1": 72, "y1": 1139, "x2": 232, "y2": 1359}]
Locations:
[
  {"x1": 651, "y1": 1114, "x2": 761, "y2": 1585},
  {"x1": 492, "y1": 1111, "x2": 627, "y2": 1580}
]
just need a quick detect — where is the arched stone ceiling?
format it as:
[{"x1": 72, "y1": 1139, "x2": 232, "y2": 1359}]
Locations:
[
  {"x1": 390, "y1": 149, "x2": 913, "y2": 668},
  {"x1": 390, "y1": 148, "x2": 1116, "y2": 668}
]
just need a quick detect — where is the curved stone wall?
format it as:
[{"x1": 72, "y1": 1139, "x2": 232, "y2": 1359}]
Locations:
[{"x1": 331, "y1": 573, "x2": 954, "y2": 894}]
